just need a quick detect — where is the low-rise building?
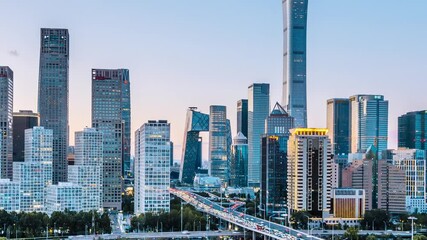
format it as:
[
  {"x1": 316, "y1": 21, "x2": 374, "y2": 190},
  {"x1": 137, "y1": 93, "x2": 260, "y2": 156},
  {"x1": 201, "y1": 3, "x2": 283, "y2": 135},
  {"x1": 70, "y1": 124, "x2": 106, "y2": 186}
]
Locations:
[
  {"x1": 0, "y1": 179, "x2": 20, "y2": 211},
  {"x1": 46, "y1": 182, "x2": 83, "y2": 214}
]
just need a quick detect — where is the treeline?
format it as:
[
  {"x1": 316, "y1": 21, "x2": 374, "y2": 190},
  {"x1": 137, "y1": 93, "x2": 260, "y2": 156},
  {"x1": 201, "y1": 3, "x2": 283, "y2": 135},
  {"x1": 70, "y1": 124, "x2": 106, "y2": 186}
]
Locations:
[
  {"x1": 131, "y1": 197, "x2": 215, "y2": 232},
  {"x1": 0, "y1": 209, "x2": 111, "y2": 238}
]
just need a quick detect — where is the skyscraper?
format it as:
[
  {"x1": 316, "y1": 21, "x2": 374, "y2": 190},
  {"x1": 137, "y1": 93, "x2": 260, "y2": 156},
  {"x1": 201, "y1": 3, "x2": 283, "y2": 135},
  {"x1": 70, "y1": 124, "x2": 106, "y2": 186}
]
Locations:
[
  {"x1": 13, "y1": 110, "x2": 39, "y2": 163},
  {"x1": 282, "y1": 0, "x2": 308, "y2": 128},
  {"x1": 68, "y1": 128, "x2": 103, "y2": 211},
  {"x1": 349, "y1": 95, "x2": 388, "y2": 156},
  {"x1": 237, "y1": 99, "x2": 248, "y2": 138},
  {"x1": 13, "y1": 127, "x2": 53, "y2": 212},
  {"x1": 38, "y1": 28, "x2": 69, "y2": 184},
  {"x1": 398, "y1": 110, "x2": 427, "y2": 151},
  {"x1": 287, "y1": 128, "x2": 332, "y2": 218},
  {"x1": 230, "y1": 132, "x2": 248, "y2": 187},
  {"x1": 92, "y1": 68, "x2": 130, "y2": 210},
  {"x1": 248, "y1": 83, "x2": 270, "y2": 187},
  {"x1": 180, "y1": 108, "x2": 209, "y2": 185},
  {"x1": 326, "y1": 98, "x2": 350, "y2": 155},
  {"x1": 209, "y1": 105, "x2": 231, "y2": 183},
  {"x1": 134, "y1": 120, "x2": 171, "y2": 214},
  {"x1": 0, "y1": 66, "x2": 13, "y2": 179},
  {"x1": 261, "y1": 103, "x2": 294, "y2": 218}
]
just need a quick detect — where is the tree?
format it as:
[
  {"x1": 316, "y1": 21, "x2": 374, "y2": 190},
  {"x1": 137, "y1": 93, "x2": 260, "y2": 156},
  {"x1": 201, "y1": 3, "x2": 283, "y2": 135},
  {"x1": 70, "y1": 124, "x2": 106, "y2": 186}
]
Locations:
[
  {"x1": 361, "y1": 209, "x2": 390, "y2": 230},
  {"x1": 414, "y1": 235, "x2": 427, "y2": 240},
  {"x1": 365, "y1": 234, "x2": 377, "y2": 240},
  {"x1": 290, "y1": 211, "x2": 311, "y2": 229},
  {"x1": 344, "y1": 227, "x2": 359, "y2": 240}
]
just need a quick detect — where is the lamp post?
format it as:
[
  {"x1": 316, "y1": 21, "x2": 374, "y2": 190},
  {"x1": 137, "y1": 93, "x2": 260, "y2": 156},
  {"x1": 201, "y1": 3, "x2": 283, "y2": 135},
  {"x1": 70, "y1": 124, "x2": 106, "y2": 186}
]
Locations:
[
  {"x1": 268, "y1": 213, "x2": 277, "y2": 239},
  {"x1": 372, "y1": 218, "x2": 376, "y2": 231},
  {"x1": 180, "y1": 198, "x2": 183, "y2": 232},
  {"x1": 408, "y1": 216, "x2": 417, "y2": 240},
  {"x1": 304, "y1": 215, "x2": 310, "y2": 236}
]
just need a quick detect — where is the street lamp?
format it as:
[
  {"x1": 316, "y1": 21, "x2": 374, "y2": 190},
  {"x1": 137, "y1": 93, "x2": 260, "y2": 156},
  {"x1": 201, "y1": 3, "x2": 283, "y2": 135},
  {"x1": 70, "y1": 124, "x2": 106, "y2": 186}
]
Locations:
[
  {"x1": 408, "y1": 216, "x2": 417, "y2": 240},
  {"x1": 304, "y1": 215, "x2": 310, "y2": 236}
]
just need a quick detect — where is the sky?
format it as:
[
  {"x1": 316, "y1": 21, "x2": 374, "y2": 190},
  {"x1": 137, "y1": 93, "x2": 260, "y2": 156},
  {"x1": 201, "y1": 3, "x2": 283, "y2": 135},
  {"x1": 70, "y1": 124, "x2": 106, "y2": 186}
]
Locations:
[{"x1": 1, "y1": 0, "x2": 427, "y2": 161}]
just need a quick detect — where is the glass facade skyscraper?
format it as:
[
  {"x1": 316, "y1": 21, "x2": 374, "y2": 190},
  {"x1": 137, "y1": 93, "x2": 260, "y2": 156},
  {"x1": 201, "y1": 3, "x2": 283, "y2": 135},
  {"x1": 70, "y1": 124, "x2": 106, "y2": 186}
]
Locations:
[
  {"x1": 38, "y1": 28, "x2": 69, "y2": 184},
  {"x1": 326, "y1": 98, "x2": 350, "y2": 155},
  {"x1": 180, "y1": 108, "x2": 209, "y2": 185},
  {"x1": 209, "y1": 105, "x2": 231, "y2": 183},
  {"x1": 230, "y1": 132, "x2": 248, "y2": 187},
  {"x1": 261, "y1": 103, "x2": 294, "y2": 218},
  {"x1": 248, "y1": 83, "x2": 270, "y2": 187},
  {"x1": 0, "y1": 66, "x2": 13, "y2": 179},
  {"x1": 282, "y1": 0, "x2": 308, "y2": 128},
  {"x1": 237, "y1": 99, "x2": 248, "y2": 138},
  {"x1": 13, "y1": 110, "x2": 39, "y2": 163},
  {"x1": 398, "y1": 110, "x2": 427, "y2": 151},
  {"x1": 92, "y1": 68, "x2": 130, "y2": 210},
  {"x1": 135, "y1": 120, "x2": 171, "y2": 214}
]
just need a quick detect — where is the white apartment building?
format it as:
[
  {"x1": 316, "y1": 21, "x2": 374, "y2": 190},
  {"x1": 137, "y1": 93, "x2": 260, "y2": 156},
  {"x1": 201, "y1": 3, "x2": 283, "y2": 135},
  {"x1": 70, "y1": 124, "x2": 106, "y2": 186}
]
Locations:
[{"x1": 46, "y1": 182, "x2": 83, "y2": 214}]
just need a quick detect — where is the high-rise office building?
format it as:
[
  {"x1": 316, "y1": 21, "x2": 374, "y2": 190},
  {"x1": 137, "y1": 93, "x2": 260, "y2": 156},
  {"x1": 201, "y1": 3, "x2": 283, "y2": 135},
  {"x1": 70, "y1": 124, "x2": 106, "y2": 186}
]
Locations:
[
  {"x1": 248, "y1": 83, "x2": 270, "y2": 187},
  {"x1": 349, "y1": 95, "x2": 388, "y2": 156},
  {"x1": 209, "y1": 105, "x2": 232, "y2": 183},
  {"x1": 287, "y1": 128, "x2": 332, "y2": 218},
  {"x1": 134, "y1": 120, "x2": 171, "y2": 214},
  {"x1": 13, "y1": 127, "x2": 53, "y2": 212},
  {"x1": 342, "y1": 159, "x2": 373, "y2": 211},
  {"x1": 326, "y1": 98, "x2": 350, "y2": 187},
  {"x1": 261, "y1": 103, "x2": 294, "y2": 218},
  {"x1": 68, "y1": 128, "x2": 103, "y2": 211},
  {"x1": 0, "y1": 66, "x2": 13, "y2": 179},
  {"x1": 38, "y1": 28, "x2": 69, "y2": 184},
  {"x1": 46, "y1": 182, "x2": 83, "y2": 215},
  {"x1": 237, "y1": 99, "x2": 248, "y2": 138},
  {"x1": 282, "y1": 0, "x2": 308, "y2": 128},
  {"x1": 13, "y1": 110, "x2": 39, "y2": 162},
  {"x1": 230, "y1": 132, "x2": 248, "y2": 188},
  {"x1": 180, "y1": 108, "x2": 209, "y2": 185},
  {"x1": 398, "y1": 110, "x2": 427, "y2": 151},
  {"x1": 92, "y1": 68, "x2": 130, "y2": 210},
  {"x1": 377, "y1": 159, "x2": 406, "y2": 214},
  {"x1": 384, "y1": 149, "x2": 427, "y2": 213}
]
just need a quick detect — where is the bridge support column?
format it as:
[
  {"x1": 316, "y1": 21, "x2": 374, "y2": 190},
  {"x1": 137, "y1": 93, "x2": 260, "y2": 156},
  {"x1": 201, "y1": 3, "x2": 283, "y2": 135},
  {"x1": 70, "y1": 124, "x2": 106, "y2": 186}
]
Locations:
[{"x1": 252, "y1": 231, "x2": 256, "y2": 240}]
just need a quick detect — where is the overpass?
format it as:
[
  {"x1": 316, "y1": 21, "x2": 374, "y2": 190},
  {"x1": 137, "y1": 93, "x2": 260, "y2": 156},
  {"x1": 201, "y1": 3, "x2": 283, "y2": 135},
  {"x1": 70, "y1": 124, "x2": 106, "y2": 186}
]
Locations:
[
  {"x1": 170, "y1": 188, "x2": 323, "y2": 240},
  {"x1": 68, "y1": 230, "x2": 243, "y2": 239}
]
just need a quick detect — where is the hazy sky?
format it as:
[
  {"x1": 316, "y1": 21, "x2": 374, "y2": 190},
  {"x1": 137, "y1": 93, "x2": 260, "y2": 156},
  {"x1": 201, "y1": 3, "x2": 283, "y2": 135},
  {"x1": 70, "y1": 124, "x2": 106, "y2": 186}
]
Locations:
[{"x1": 1, "y1": 1, "x2": 427, "y2": 161}]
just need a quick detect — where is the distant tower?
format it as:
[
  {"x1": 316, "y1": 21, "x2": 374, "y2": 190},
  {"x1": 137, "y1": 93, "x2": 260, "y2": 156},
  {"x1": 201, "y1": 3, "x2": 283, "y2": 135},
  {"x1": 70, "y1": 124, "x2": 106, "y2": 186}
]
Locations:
[
  {"x1": 0, "y1": 66, "x2": 13, "y2": 179},
  {"x1": 398, "y1": 110, "x2": 427, "y2": 150},
  {"x1": 135, "y1": 120, "x2": 171, "y2": 214},
  {"x1": 237, "y1": 99, "x2": 248, "y2": 138},
  {"x1": 209, "y1": 105, "x2": 232, "y2": 183},
  {"x1": 287, "y1": 128, "x2": 332, "y2": 218},
  {"x1": 261, "y1": 103, "x2": 294, "y2": 218},
  {"x1": 247, "y1": 83, "x2": 270, "y2": 187},
  {"x1": 38, "y1": 28, "x2": 69, "y2": 184},
  {"x1": 92, "y1": 68, "x2": 130, "y2": 210},
  {"x1": 13, "y1": 110, "x2": 39, "y2": 163},
  {"x1": 282, "y1": 0, "x2": 308, "y2": 128}
]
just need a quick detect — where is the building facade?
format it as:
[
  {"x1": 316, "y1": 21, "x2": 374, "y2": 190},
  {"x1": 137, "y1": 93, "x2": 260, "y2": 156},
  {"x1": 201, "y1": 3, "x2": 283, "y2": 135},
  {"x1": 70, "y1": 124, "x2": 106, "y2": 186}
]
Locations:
[
  {"x1": 13, "y1": 110, "x2": 39, "y2": 162},
  {"x1": 287, "y1": 128, "x2": 333, "y2": 218},
  {"x1": 46, "y1": 182, "x2": 83, "y2": 215},
  {"x1": 248, "y1": 83, "x2": 270, "y2": 187},
  {"x1": 0, "y1": 66, "x2": 13, "y2": 179},
  {"x1": 135, "y1": 120, "x2": 171, "y2": 214},
  {"x1": 92, "y1": 68, "x2": 130, "y2": 210},
  {"x1": 180, "y1": 108, "x2": 209, "y2": 185},
  {"x1": 384, "y1": 149, "x2": 427, "y2": 213},
  {"x1": 230, "y1": 132, "x2": 248, "y2": 187},
  {"x1": 68, "y1": 128, "x2": 103, "y2": 211},
  {"x1": 377, "y1": 160, "x2": 406, "y2": 214},
  {"x1": 209, "y1": 105, "x2": 231, "y2": 183},
  {"x1": 398, "y1": 111, "x2": 427, "y2": 151},
  {"x1": 261, "y1": 103, "x2": 294, "y2": 217},
  {"x1": 38, "y1": 28, "x2": 69, "y2": 184},
  {"x1": 282, "y1": 0, "x2": 308, "y2": 128},
  {"x1": 342, "y1": 159, "x2": 373, "y2": 211},
  {"x1": 237, "y1": 99, "x2": 248, "y2": 138},
  {"x1": 326, "y1": 98, "x2": 350, "y2": 156},
  {"x1": 331, "y1": 188, "x2": 365, "y2": 219},
  {"x1": 0, "y1": 179, "x2": 20, "y2": 212}
]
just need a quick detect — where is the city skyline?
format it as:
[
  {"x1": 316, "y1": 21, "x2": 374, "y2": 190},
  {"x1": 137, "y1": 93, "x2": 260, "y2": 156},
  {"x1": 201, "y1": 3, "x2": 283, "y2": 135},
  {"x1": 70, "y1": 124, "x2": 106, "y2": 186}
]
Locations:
[{"x1": 1, "y1": 1, "x2": 427, "y2": 161}]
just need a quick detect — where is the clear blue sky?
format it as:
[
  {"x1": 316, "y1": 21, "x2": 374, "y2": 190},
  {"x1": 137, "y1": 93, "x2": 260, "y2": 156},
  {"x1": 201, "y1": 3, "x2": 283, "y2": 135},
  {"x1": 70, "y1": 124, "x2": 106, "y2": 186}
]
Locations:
[{"x1": 1, "y1": 1, "x2": 426, "y2": 160}]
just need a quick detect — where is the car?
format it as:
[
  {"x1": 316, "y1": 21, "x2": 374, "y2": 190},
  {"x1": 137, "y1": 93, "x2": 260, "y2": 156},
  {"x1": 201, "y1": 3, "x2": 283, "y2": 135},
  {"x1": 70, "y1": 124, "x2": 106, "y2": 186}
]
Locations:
[{"x1": 182, "y1": 230, "x2": 190, "y2": 234}]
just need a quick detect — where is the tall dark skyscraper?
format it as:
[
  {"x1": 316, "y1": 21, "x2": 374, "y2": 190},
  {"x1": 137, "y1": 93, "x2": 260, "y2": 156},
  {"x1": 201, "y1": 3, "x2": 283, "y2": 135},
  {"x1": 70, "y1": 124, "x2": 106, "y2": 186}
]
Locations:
[
  {"x1": 237, "y1": 99, "x2": 248, "y2": 138},
  {"x1": 261, "y1": 103, "x2": 294, "y2": 218},
  {"x1": 13, "y1": 110, "x2": 40, "y2": 162},
  {"x1": 92, "y1": 68, "x2": 130, "y2": 210},
  {"x1": 0, "y1": 66, "x2": 13, "y2": 179},
  {"x1": 282, "y1": 0, "x2": 308, "y2": 128},
  {"x1": 38, "y1": 28, "x2": 69, "y2": 184},
  {"x1": 398, "y1": 110, "x2": 427, "y2": 150}
]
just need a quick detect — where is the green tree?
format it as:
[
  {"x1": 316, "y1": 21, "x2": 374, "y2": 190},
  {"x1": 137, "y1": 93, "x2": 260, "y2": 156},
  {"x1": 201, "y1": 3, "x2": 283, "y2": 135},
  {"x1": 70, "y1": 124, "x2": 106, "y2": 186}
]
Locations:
[
  {"x1": 361, "y1": 209, "x2": 389, "y2": 230},
  {"x1": 290, "y1": 211, "x2": 311, "y2": 229},
  {"x1": 365, "y1": 234, "x2": 377, "y2": 240},
  {"x1": 414, "y1": 234, "x2": 427, "y2": 240},
  {"x1": 344, "y1": 227, "x2": 359, "y2": 240}
]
